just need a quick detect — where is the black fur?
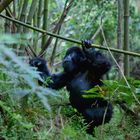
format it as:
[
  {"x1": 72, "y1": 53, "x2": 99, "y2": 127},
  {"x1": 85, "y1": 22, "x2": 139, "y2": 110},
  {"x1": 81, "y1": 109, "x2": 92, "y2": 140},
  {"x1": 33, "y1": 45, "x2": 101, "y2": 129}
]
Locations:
[{"x1": 29, "y1": 41, "x2": 113, "y2": 134}]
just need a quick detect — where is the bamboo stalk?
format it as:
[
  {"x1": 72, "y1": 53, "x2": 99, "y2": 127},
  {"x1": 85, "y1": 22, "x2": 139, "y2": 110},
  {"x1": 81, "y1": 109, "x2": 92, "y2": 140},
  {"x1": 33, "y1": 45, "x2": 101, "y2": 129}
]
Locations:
[
  {"x1": 33, "y1": 10, "x2": 38, "y2": 51},
  {"x1": 49, "y1": 0, "x2": 70, "y2": 66},
  {"x1": 17, "y1": 0, "x2": 28, "y2": 32},
  {"x1": 24, "y1": 0, "x2": 38, "y2": 32},
  {"x1": 117, "y1": 0, "x2": 124, "y2": 77},
  {"x1": 42, "y1": 0, "x2": 49, "y2": 47},
  {"x1": 5, "y1": 10, "x2": 11, "y2": 33},
  {"x1": 37, "y1": 0, "x2": 43, "y2": 28},
  {"x1": 40, "y1": 0, "x2": 74, "y2": 56},
  {"x1": 13, "y1": 0, "x2": 16, "y2": 17},
  {"x1": 123, "y1": 0, "x2": 129, "y2": 76},
  {"x1": 17, "y1": 0, "x2": 23, "y2": 18},
  {"x1": 0, "y1": 13, "x2": 140, "y2": 58}
]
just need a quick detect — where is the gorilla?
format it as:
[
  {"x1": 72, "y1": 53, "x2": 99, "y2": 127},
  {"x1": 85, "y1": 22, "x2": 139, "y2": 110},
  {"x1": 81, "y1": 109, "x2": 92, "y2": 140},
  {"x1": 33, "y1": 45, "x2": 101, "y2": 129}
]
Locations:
[{"x1": 29, "y1": 41, "x2": 113, "y2": 134}]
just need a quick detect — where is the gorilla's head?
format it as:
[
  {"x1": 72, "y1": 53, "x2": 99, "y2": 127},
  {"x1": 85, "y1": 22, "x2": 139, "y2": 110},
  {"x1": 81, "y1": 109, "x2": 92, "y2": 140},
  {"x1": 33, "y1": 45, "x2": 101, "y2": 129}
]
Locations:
[{"x1": 62, "y1": 47, "x2": 86, "y2": 73}]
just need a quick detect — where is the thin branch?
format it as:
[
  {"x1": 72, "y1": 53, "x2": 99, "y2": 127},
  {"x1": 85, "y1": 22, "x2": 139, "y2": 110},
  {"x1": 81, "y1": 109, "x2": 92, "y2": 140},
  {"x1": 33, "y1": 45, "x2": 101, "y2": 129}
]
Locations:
[
  {"x1": 117, "y1": 102, "x2": 138, "y2": 118},
  {"x1": 0, "y1": 0, "x2": 13, "y2": 13},
  {"x1": 100, "y1": 23, "x2": 140, "y2": 105},
  {"x1": 39, "y1": 0, "x2": 74, "y2": 57},
  {"x1": 91, "y1": 23, "x2": 103, "y2": 40},
  {"x1": 1, "y1": 13, "x2": 140, "y2": 58},
  {"x1": 49, "y1": 27, "x2": 61, "y2": 67}
]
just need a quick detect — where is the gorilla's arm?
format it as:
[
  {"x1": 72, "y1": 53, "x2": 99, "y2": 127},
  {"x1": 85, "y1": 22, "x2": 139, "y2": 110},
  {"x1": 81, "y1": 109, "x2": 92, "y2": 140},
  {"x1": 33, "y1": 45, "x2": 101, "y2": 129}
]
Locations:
[
  {"x1": 48, "y1": 72, "x2": 71, "y2": 90},
  {"x1": 82, "y1": 43, "x2": 111, "y2": 77},
  {"x1": 88, "y1": 49, "x2": 111, "y2": 76},
  {"x1": 29, "y1": 58, "x2": 68, "y2": 89}
]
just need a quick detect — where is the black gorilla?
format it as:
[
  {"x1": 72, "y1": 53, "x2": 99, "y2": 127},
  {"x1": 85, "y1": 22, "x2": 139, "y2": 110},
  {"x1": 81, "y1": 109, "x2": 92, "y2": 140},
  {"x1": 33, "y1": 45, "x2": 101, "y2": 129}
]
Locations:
[{"x1": 29, "y1": 41, "x2": 113, "y2": 134}]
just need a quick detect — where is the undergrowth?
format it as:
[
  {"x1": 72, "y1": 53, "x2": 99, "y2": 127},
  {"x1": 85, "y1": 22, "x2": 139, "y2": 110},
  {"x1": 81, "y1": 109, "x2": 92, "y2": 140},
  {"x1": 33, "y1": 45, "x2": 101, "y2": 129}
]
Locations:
[
  {"x1": 0, "y1": 35, "x2": 140, "y2": 140},
  {"x1": 1, "y1": 88, "x2": 140, "y2": 140}
]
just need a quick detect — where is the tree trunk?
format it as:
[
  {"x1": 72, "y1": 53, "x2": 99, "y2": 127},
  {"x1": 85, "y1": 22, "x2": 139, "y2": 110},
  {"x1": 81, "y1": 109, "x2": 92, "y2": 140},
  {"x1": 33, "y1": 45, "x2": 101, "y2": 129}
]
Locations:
[
  {"x1": 117, "y1": 0, "x2": 124, "y2": 77},
  {"x1": 17, "y1": 0, "x2": 28, "y2": 32},
  {"x1": 24, "y1": 0, "x2": 38, "y2": 32},
  {"x1": 33, "y1": 11, "x2": 38, "y2": 52},
  {"x1": 42, "y1": 0, "x2": 49, "y2": 47},
  {"x1": 37, "y1": 0, "x2": 43, "y2": 28},
  {"x1": 123, "y1": 0, "x2": 129, "y2": 76}
]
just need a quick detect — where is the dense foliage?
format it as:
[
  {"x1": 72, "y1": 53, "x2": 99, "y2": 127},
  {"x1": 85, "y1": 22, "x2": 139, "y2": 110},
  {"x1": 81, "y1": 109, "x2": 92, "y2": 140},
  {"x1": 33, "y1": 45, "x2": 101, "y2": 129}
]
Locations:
[{"x1": 0, "y1": 0, "x2": 140, "y2": 139}]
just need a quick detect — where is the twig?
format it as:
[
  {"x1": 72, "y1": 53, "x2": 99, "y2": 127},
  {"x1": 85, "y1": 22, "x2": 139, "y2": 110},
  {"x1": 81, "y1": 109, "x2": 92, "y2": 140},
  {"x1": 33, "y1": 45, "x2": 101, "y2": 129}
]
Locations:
[
  {"x1": 100, "y1": 23, "x2": 140, "y2": 105},
  {"x1": 117, "y1": 102, "x2": 138, "y2": 118},
  {"x1": 39, "y1": 0, "x2": 74, "y2": 57}
]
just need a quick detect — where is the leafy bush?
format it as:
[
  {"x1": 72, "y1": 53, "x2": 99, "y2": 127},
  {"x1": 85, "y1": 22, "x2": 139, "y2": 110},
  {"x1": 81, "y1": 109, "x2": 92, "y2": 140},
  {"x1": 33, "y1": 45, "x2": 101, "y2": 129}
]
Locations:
[
  {"x1": 0, "y1": 34, "x2": 58, "y2": 139},
  {"x1": 0, "y1": 34, "x2": 140, "y2": 140}
]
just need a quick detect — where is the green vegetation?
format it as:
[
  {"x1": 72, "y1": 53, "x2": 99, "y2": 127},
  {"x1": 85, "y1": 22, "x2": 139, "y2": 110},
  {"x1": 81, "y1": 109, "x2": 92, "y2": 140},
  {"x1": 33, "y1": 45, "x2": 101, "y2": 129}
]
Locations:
[
  {"x1": 0, "y1": 34, "x2": 139, "y2": 140},
  {"x1": 0, "y1": 0, "x2": 140, "y2": 139}
]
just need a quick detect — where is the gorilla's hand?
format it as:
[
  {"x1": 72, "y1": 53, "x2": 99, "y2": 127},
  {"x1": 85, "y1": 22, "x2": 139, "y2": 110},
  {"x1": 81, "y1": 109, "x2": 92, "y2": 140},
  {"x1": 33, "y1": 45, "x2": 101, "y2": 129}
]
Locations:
[
  {"x1": 29, "y1": 57, "x2": 50, "y2": 83},
  {"x1": 29, "y1": 57, "x2": 47, "y2": 68},
  {"x1": 81, "y1": 40, "x2": 96, "y2": 64},
  {"x1": 82, "y1": 40, "x2": 92, "y2": 49}
]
